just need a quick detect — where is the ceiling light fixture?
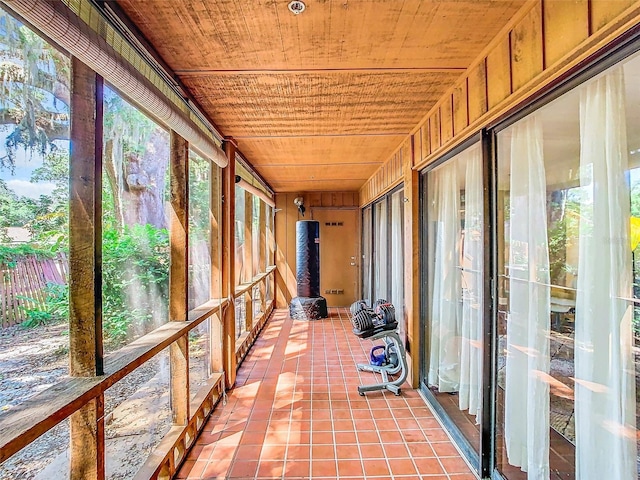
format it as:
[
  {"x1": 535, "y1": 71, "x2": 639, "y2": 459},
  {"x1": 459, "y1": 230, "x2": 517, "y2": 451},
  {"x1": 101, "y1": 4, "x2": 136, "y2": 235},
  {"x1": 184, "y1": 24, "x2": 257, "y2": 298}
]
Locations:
[{"x1": 288, "y1": 1, "x2": 306, "y2": 15}]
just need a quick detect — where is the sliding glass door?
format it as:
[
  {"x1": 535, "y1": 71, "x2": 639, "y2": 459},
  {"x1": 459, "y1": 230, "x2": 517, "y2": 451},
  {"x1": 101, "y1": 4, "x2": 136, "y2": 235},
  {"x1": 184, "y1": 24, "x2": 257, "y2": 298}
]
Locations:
[
  {"x1": 361, "y1": 187, "x2": 405, "y2": 337},
  {"x1": 422, "y1": 142, "x2": 484, "y2": 463},
  {"x1": 495, "y1": 54, "x2": 640, "y2": 480},
  {"x1": 420, "y1": 46, "x2": 640, "y2": 480}
]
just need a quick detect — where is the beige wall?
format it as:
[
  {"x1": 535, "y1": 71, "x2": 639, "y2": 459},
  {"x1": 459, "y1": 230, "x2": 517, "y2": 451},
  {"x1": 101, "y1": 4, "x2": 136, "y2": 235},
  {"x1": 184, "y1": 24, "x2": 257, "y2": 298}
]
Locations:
[{"x1": 274, "y1": 191, "x2": 359, "y2": 307}]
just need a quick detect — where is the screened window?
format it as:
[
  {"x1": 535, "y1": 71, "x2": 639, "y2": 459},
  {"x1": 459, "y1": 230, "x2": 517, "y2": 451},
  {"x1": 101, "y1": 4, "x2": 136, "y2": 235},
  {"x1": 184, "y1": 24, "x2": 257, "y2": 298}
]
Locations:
[
  {"x1": 210, "y1": 165, "x2": 222, "y2": 302},
  {"x1": 188, "y1": 150, "x2": 211, "y2": 309},
  {"x1": 234, "y1": 184, "x2": 245, "y2": 286},
  {"x1": 252, "y1": 195, "x2": 260, "y2": 277},
  {"x1": 0, "y1": 9, "x2": 71, "y2": 478},
  {"x1": 102, "y1": 86, "x2": 170, "y2": 351}
]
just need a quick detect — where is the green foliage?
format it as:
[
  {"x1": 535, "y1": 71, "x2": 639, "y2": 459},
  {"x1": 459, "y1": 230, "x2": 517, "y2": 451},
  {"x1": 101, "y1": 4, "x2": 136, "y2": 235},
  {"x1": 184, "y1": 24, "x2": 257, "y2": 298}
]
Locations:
[
  {"x1": 31, "y1": 147, "x2": 68, "y2": 184},
  {"x1": 102, "y1": 224, "x2": 169, "y2": 347},
  {"x1": 547, "y1": 190, "x2": 581, "y2": 287},
  {"x1": 188, "y1": 152, "x2": 211, "y2": 242},
  {"x1": 0, "y1": 243, "x2": 56, "y2": 266},
  {"x1": 44, "y1": 282, "x2": 68, "y2": 318},
  {"x1": 103, "y1": 87, "x2": 156, "y2": 157},
  {"x1": 20, "y1": 282, "x2": 68, "y2": 328},
  {"x1": 0, "y1": 179, "x2": 35, "y2": 228},
  {"x1": 0, "y1": 148, "x2": 69, "y2": 248},
  {"x1": 5, "y1": 226, "x2": 168, "y2": 347},
  {"x1": 25, "y1": 148, "x2": 69, "y2": 248},
  {"x1": 631, "y1": 180, "x2": 640, "y2": 218},
  {"x1": 21, "y1": 307, "x2": 51, "y2": 328}
]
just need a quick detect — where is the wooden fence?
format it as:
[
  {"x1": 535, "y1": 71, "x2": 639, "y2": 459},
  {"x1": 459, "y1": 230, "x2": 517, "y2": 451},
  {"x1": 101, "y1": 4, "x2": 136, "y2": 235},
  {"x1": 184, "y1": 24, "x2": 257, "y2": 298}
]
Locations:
[{"x1": 0, "y1": 253, "x2": 68, "y2": 328}]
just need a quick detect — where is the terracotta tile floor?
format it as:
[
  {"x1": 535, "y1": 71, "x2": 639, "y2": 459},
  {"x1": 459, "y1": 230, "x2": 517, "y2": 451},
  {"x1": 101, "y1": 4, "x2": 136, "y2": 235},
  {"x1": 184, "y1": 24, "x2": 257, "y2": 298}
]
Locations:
[{"x1": 176, "y1": 308, "x2": 475, "y2": 479}]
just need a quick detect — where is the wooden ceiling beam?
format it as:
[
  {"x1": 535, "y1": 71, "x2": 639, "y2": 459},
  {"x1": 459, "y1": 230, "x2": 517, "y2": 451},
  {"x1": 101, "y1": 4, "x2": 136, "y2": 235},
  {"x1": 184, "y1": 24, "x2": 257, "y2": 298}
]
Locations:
[
  {"x1": 176, "y1": 67, "x2": 466, "y2": 76},
  {"x1": 257, "y1": 162, "x2": 381, "y2": 168},
  {"x1": 270, "y1": 179, "x2": 368, "y2": 192},
  {"x1": 233, "y1": 133, "x2": 407, "y2": 139},
  {"x1": 272, "y1": 178, "x2": 370, "y2": 184}
]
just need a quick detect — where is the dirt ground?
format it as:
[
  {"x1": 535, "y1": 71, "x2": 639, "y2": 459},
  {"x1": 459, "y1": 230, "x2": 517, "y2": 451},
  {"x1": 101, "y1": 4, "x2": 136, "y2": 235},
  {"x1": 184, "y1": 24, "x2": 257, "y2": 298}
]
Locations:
[
  {"x1": 0, "y1": 322, "x2": 70, "y2": 480},
  {"x1": 0, "y1": 322, "x2": 205, "y2": 480},
  {"x1": 0, "y1": 322, "x2": 69, "y2": 416}
]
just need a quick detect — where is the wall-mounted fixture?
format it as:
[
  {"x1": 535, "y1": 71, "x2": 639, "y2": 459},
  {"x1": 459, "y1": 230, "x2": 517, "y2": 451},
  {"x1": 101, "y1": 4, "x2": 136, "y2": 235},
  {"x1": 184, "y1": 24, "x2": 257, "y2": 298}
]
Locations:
[
  {"x1": 293, "y1": 196, "x2": 306, "y2": 216},
  {"x1": 288, "y1": 1, "x2": 306, "y2": 15}
]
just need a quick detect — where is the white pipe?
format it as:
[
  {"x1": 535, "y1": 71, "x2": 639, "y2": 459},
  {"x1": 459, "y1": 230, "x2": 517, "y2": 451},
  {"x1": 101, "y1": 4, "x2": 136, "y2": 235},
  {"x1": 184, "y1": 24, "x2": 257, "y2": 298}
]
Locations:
[{"x1": 235, "y1": 177, "x2": 275, "y2": 207}]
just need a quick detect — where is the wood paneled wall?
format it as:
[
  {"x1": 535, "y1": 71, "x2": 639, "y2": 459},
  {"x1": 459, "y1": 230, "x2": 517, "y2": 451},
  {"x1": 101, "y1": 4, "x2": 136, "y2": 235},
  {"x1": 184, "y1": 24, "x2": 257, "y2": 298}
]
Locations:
[
  {"x1": 360, "y1": 0, "x2": 640, "y2": 198},
  {"x1": 359, "y1": 140, "x2": 409, "y2": 206},
  {"x1": 413, "y1": 0, "x2": 640, "y2": 170},
  {"x1": 274, "y1": 191, "x2": 359, "y2": 306}
]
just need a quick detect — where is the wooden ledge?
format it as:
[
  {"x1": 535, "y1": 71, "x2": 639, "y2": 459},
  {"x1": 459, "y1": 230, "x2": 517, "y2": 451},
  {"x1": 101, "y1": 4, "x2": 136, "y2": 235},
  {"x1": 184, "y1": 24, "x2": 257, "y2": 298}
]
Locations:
[
  {"x1": 0, "y1": 299, "x2": 225, "y2": 463},
  {"x1": 234, "y1": 268, "x2": 275, "y2": 297}
]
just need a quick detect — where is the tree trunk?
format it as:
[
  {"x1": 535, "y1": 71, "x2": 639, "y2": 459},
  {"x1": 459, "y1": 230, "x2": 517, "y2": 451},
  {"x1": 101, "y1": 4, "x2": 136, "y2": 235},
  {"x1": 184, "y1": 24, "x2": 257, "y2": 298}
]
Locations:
[
  {"x1": 103, "y1": 139, "x2": 123, "y2": 229},
  {"x1": 120, "y1": 130, "x2": 169, "y2": 229}
]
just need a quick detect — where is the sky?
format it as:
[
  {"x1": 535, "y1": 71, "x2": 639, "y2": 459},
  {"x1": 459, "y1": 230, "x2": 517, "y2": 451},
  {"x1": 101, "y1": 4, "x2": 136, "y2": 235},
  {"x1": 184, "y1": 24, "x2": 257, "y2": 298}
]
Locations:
[
  {"x1": 0, "y1": 127, "x2": 62, "y2": 199},
  {"x1": 0, "y1": 17, "x2": 69, "y2": 201}
]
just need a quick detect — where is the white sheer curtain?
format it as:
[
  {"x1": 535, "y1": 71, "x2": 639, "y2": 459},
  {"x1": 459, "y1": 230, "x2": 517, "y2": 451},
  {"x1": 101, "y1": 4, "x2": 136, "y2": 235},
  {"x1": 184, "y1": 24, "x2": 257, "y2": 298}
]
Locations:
[
  {"x1": 575, "y1": 67, "x2": 637, "y2": 480},
  {"x1": 374, "y1": 200, "x2": 389, "y2": 300},
  {"x1": 362, "y1": 206, "x2": 373, "y2": 303},
  {"x1": 504, "y1": 116, "x2": 550, "y2": 478},
  {"x1": 428, "y1": 161, "x2": 461, "y2": 392},
  {"x1": 458, "y1": 145, "x2": 483, "y2": 421},
  {"x1": 390, "y1": 190, "x2": 405, "y2": 342}
]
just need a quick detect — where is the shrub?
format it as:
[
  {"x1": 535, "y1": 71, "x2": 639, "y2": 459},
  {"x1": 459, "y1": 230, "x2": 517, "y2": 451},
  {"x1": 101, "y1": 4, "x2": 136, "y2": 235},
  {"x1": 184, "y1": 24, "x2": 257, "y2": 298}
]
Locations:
[
  {"x1": 102, "y1": 224, "x2": 169, "y2": 347},
  {"x1": 20, "y1": 282, "x2": 68, "y2": 328},
  {"x1": 5, "y1": 225, "x2": 169, "y2": 348}
]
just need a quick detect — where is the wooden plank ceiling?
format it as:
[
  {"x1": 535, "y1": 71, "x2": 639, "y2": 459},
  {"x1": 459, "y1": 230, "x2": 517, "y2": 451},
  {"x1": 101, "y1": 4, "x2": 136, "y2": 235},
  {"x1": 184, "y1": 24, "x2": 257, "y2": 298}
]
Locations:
[{"x1": 116, "y1": 0, "x2": 526, "y2": 193}]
